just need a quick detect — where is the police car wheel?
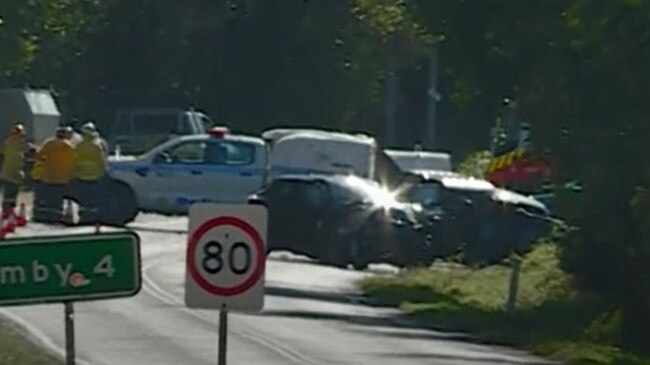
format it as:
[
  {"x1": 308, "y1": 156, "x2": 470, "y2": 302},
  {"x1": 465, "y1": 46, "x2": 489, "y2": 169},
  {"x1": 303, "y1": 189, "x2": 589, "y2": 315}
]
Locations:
[{"x1": 100, "y1": 179, "x2": 138, "y2": 226}]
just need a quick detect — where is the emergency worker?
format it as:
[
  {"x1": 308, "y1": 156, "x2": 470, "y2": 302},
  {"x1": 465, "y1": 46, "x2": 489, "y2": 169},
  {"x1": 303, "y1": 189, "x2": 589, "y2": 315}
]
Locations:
[
  {"x1": 0, "y1": 123, "x2": 27, "y2": 215},
  {"x1": 32, "y1": 127, "x2": 75, "y2": 223},
  {"x1": 71, "y1": 122, "x2": 108, "y2": 223}
]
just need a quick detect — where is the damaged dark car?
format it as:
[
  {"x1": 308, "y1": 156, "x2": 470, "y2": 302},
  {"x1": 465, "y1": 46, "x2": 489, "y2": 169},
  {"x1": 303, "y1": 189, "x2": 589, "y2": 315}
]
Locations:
[
  {"x1": 396, "y1": 171, "x2": 554, "y2": 266},
  {"x1": 248, "y1": 174, "x2": 428, "y2": 270}
]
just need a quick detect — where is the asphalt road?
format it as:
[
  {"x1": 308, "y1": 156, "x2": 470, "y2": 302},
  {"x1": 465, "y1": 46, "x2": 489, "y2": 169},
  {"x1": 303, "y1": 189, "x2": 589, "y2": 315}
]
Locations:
[{"x1": 0, "y1": 214, "x2": 553, "y2": 365}]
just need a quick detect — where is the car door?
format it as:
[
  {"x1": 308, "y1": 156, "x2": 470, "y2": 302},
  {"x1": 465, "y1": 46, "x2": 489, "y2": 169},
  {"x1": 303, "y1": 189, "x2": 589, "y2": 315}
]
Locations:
[
  {"x1": 265, "y1": 181, "x2": 301, "y2": 251},
  {"x1": 293, "y1": 180, "x2": 332, "y2": 258},
  {"x1": 149, "y1": 139, "x2": 208, "y2": 213},
  {"x1": 266, "y1": 179, "x2": 330, "y2": 257},
  {"x1": 198, "y1": 138, "x2": 264, "y2": 203}
]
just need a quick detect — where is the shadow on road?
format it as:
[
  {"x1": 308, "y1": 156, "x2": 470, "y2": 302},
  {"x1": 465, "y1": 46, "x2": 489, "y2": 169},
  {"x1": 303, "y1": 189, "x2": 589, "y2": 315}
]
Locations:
[
  {"x1": 374, "y1": 352, "x2": 554, "y2": 365},
  {"x1": 261, "y1": 307, "x2": 470, "y2": 339},
  {"x1": 265, "y1": 285, "x2": 369, "y2": 306},
  {"x1": 262, "y1": 285, "x2": 476, "y2": 339},
  {"x1": 261, "y1": 284, "x2": 557, "y2": 365},
  {"x1": 259, "y1": 308, "x2": 555, "y2": 364}
]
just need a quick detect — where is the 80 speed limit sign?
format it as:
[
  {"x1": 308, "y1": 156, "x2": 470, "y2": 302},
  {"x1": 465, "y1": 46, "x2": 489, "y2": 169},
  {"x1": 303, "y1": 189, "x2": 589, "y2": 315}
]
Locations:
[{"x1": 184, "y1": 203, "x2": 267, "y2": 312}]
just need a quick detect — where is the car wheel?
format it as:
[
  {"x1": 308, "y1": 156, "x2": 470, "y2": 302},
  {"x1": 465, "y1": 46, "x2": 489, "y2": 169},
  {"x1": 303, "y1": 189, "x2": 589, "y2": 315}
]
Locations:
[{"x1": 100, "y1": 179, "x2": 139, "y2": 226}]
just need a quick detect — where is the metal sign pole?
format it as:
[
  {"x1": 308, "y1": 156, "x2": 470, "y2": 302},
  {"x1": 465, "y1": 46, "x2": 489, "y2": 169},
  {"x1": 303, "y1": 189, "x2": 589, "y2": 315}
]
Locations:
[
  {"x1": 63, "y1": 222, "x2": 99, "y2": 365},
  {"x1": 218, "y1": 305, "x2": 228, "y2": 365},
  {"x1": 64, "y1": 301, "x2": 76, "y2": 365},
  {"x1": 506, "y1": 256, "x2": 522, "y2": 314}
]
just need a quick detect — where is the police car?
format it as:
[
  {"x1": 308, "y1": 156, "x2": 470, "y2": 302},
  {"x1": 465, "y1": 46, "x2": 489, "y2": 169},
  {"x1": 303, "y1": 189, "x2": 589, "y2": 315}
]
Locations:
[{"x1": 108, "y1": 127, "x2": 267, "y2": 216}]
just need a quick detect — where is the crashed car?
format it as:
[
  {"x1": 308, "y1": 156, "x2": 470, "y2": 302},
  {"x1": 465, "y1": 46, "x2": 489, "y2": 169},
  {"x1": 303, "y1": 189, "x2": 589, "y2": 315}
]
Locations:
[
  {"x1": 396, "y1": 170, "x2": 554, "y2": 265},
  {"x1": 248, "y1": 174, "x2": 428, "y2": 270}
]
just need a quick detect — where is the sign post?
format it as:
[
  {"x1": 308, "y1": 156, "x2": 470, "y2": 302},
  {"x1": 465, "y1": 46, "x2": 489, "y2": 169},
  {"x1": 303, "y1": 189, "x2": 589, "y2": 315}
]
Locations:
[
  {"x1": 506, "y1": 256, "x2": 522, "y2": 314},
  {"x1": 0, "y1": 229, "x2": 142, "y2": 365},
  {"x1": 64, "y1": 301, "x2": 75, "y2": 365},
  {"x1": 218, "y1": 305, "x2": 228, "y2": 365},
  {"x1": 184, "y1": 203, "x2": 268, "y2": 365}
]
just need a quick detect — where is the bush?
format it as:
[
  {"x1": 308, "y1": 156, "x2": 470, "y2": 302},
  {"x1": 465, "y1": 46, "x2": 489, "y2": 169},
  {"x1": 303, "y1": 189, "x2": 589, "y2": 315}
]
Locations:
[{"x1": 559, "y1": 177, "x2": 650, "y2": 352}]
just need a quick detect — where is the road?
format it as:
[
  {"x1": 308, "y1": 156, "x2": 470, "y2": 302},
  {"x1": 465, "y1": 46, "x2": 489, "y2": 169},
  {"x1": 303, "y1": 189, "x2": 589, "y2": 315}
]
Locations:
[{"x1": 0, "y1": 214, "x2": 552, "y2": 365}]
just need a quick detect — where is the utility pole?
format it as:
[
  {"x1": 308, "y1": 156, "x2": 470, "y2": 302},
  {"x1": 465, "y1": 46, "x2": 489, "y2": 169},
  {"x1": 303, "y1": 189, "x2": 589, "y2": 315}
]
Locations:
[
  {"x1": 385, "y1": 66, "x2": 398, "y2": 147},
  {"x1": 384, "y1": 36, "x2": 400, "y2": 148},
  {"x1": 425, "y1": 46, "x2": 439, "y2": 150}
]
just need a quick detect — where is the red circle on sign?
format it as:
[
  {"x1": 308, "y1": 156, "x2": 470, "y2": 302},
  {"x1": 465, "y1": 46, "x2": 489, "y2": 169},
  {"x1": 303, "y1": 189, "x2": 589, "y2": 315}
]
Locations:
[{"x1": 186, "y1": 216, "x2": 265, "y2": 296}]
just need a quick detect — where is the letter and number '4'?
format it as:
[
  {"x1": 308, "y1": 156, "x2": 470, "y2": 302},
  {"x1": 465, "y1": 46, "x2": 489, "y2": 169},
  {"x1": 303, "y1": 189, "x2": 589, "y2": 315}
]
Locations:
[{"x1": 94, "y1": 255, "x2": 116, "y2": 278}]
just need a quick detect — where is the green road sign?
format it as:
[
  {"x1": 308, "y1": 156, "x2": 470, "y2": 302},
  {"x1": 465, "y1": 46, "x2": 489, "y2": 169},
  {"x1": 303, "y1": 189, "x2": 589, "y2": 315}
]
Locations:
[{"x1": 0, "y1": 231, "x2": 141, "y2": 306}]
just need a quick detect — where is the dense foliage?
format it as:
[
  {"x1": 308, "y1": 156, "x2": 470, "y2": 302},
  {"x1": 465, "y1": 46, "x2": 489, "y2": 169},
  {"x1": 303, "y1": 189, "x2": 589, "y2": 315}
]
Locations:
[{"x1": 2, "y1": 0, "x2": 650, "y2": 350}]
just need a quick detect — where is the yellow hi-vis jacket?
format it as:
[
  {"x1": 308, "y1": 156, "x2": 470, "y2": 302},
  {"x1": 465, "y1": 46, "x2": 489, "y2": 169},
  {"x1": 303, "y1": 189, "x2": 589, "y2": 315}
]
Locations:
[
  {"x1": 33, "y1": 137, "x2": 74, "y2": 184},
  {"x1": 0, "y1": 135, "x2": 25, "y2": 183},
  {"x1": 30, "y1": 157, "x2": 43, "y2": 181},
  {"x1": 73, "y1": 135, "x2": 108, "y2": 181}
]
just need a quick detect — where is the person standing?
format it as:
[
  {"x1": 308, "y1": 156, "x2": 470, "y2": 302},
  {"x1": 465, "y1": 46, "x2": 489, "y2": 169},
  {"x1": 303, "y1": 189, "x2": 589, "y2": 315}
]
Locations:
[
  {"x1": 31, "y1": 127, "x2": 75, "y2": 223},
  {"x1": 71, "y1": 122, "x2": 108, "y2": 224},
  {"x1": 0, "y1": 123, "x2": 27, "y2": 217}
]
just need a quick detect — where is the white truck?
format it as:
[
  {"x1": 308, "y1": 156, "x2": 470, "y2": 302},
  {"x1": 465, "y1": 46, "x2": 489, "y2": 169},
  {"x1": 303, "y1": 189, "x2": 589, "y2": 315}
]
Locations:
[
  {"x1": 107, "y1": 107, "x2": 215, "y2": 156},
  {"x1": 0, "y1": 88, "x2": 62, "y2": 184},
  {"x1": 107, "y1": 126, "x2": 405, "y2": 222}
]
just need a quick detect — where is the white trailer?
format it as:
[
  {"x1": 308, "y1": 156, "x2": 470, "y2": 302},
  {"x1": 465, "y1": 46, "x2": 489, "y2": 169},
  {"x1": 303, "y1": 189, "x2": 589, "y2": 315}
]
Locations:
[
  {"x1": 385, "y1": 149, "x2": 452, "y2": 173},
  {"x1": 264, "y1": 128, "x2": 377, "y2": 180}
]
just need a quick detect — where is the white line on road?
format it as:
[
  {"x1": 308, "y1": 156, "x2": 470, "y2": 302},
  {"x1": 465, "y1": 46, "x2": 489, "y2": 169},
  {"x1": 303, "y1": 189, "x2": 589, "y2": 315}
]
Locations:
[
  {"x1": 142, "y1": 256, "x2": 326, "y2": 365},
  {"x1": 0, "y1": 308, "x2": 96, "y2": 365}
]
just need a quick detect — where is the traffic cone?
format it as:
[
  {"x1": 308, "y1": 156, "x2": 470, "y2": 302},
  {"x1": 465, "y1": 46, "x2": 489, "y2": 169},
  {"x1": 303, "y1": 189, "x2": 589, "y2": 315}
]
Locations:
[
  {"x1": 4, "y1": 210, "x2": 16, "y2": 233},
  {"x1": 0, "y1": 216, "x2": 6, "y2": 239},
  {"x1": 16, "y1": 203, "x2": 27, "y2": 227}
]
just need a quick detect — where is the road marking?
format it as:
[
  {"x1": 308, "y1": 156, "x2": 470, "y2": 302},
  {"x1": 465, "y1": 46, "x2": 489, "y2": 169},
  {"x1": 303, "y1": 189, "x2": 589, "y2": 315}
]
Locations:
[{"x1": 142, "y1": 256, "x2": 326, "y2": 365}]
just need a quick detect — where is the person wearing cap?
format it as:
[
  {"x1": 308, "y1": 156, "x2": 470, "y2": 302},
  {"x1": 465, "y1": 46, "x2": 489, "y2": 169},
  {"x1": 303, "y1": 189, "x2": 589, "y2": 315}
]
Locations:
[
  {"x1": 31, "y1": 126, "x2": 75, "y2": 223},
  {"x1": 0, "y1": 123, "x2": 28, "y2": 216},
  {"x1": 71, "y1": 122, "x2": 108, "y2": 224}
]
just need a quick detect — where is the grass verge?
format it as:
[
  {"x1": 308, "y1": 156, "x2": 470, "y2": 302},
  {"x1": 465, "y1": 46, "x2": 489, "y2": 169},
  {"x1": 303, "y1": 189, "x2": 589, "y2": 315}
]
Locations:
[
  {"x1": 0, "y1": 319, "x2": 60, "y2": 364},
  {"x1": 360, "y1": 244, "x2": 649, "y2": 365}
]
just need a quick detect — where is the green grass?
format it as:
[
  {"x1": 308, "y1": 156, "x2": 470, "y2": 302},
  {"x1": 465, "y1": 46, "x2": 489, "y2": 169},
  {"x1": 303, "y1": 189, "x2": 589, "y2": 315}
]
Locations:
[
  {"x1": 0, "y1": 320, "x2": 60, "y2": 364},
  {"x1": 360, "y1": 244, "x2": 650, "y2": 365}
]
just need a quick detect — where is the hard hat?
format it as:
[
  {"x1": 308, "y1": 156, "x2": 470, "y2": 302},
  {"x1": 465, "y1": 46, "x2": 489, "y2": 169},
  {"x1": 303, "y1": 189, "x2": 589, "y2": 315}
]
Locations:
[
  {"x1": 11, "y1": 123, "x2": 25, "y2": 136},
  {"x1": 56, "y1": 126, "x2": 73, "y2": 138},
  {"x1": 81, "y1": 121, "x2": 97, "y2": 135}
]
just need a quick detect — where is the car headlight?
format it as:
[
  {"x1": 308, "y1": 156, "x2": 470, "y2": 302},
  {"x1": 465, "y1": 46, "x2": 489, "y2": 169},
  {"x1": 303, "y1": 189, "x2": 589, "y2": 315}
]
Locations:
[{"x1": 387, "y1": 207, "x2": 410, "y2": 225}]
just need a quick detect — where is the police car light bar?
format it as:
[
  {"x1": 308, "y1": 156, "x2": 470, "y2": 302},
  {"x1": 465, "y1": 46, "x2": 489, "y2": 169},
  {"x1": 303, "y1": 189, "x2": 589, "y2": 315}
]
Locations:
[{"x1": 208, "y1": 126, "x2": 230, "y2": 138}]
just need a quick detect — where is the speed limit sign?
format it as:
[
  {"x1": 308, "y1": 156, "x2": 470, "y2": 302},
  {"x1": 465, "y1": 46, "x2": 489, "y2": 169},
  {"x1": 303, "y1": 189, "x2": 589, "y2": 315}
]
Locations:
[{"x1": 184, "y1": 203, "x2": 267, "y2": 312}]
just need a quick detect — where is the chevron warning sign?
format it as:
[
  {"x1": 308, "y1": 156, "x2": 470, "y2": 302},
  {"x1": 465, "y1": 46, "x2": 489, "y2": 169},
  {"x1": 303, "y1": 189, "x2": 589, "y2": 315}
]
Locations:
[{"x1": 486, "y1": 148, "x2": 526, "y2": 175}]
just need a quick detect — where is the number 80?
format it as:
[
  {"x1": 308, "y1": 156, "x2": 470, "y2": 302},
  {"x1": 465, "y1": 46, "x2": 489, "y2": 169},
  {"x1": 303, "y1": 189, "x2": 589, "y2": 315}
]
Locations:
[{"x1": 202, "y1": 240, "x2": 252, "y2": 275}]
